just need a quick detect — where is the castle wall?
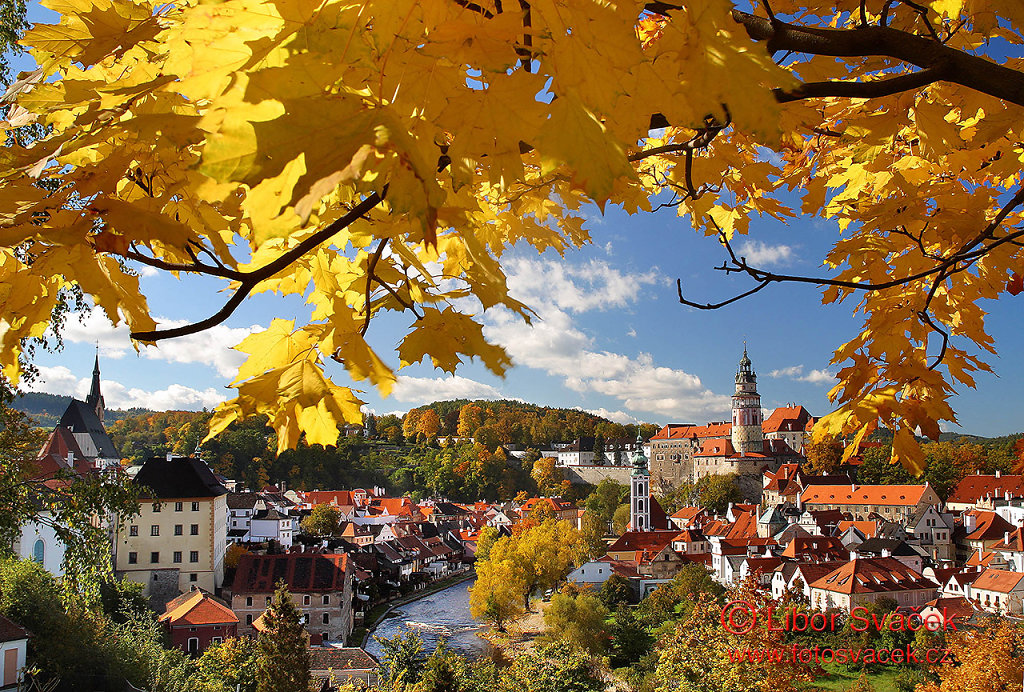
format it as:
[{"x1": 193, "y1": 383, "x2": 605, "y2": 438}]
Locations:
[{"x1": 562, "y1": 465, "x2": 634, "y2": 486}]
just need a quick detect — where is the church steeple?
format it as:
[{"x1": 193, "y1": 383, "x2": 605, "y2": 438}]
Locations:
[
  {"x1": 731, "y1": 345, "x2": 763, "y2": 455},
  {"x1": 86, "y1": 349, "x2": 105, "y2": 424},
  {"x1": 629, "y1": 432, "x2": 651, "y2": 531}
]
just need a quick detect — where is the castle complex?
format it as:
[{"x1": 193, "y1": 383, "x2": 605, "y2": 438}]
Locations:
[{"x1": 648, "y1": 348, "x2": 814, "y2": 491}]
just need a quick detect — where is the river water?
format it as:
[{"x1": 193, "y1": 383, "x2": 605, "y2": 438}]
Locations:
[{"x1": 364, "y1": 578, "x2": 490, "y2": 659}]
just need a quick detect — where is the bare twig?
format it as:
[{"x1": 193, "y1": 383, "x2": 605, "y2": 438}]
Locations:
[{"x1": 130, "y1": 188, "x2": 387, "y2": 341}]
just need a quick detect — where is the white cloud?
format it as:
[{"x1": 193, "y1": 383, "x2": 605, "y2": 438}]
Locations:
[
  {"x1": 390, "y1": 375, "x2": 504, "y2": 404},
  {"x1": 504, "y1": 257, "x2": 663, "y2": 313},
  {"x1": 737, "y1": 240, "x2": 795, "y2": 267},
  {"x1": 584, "y1": 407, "x2": 642, "y2": 425},
  {"x1": 58, "y1": 311, "x2": 260, "y2": 378},
  {"x1": 800, "y1": 368, "x2": 836, "y2": 384},
  {"x1": 25, "y1": 365, "x2": 228, "y2": 410},
  {"x1": 482, "y1": 260, "x2": 732, "y2": 422},
  {"x1": 767, "y1": 364, "x2": 836, "y2": 384}
]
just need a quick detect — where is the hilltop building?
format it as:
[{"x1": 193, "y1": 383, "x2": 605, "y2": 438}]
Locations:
[{"x1": 649, "y1": 348, "x2": 809, "y2": 489}]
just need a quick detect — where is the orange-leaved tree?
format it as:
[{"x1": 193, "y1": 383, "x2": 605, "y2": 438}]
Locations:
[{"x1": 2, "y1": 0, "x2": 1024, "y2": 467}]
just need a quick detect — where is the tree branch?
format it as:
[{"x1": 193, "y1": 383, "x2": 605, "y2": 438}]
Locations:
[
  {"x1": 130, "y1": 189, "x2": 387, "y2": 341},
  {"x1": 732, "y1": 9, "x2": 1024, "y2": 107},
  {"x1": 774, "y1": 66, "x2": 946, "y2": 103}
]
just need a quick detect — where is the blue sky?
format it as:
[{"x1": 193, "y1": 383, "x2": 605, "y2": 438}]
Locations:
[
  {"x1": 12, "y1": 4, "x2": 1024, "y2": 437},
  {"x1": 22, "y1": 198, "x2": 1024, "y2": 437}
]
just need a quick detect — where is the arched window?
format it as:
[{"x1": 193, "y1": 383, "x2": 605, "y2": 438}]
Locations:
[{"x1": 32, "y1": 539, "x2": 45, "y2": 564}]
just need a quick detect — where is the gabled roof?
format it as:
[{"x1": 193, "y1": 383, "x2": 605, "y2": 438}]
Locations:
[
  {"x1": 58, "y1": 399, "x2": 119, "y2": 457},
  {"x1": 993, "y1": 526, "x2": 1024, "y2": 552},
  {"x1": 967, "y1": 549, "x2": 1006, "y2": 568},
  {"x1": 309, "y1": 647, "x2": 378, "y2": 672},
  {"x1": 607, "y1": 530, "x2": 678, "y2": 554},
  {"x1": 948, "y1": 474, "x2": 1024, "y2": 505},
  {"x1": 762, "y1": 406, "x2": 813, "y2": 434},
  {"x1": 780, "y1": 536, "x2": 848, "y2": 561},
  {"x1": 650, "y1": 422, "x2": 732, "y2": 440},
  {"x1": 133, "y1": 456, "x2": 227, "y2": 499},
  {"x1": 669, "y1": 506, "x2": 708, "y2": 525},
  {"x1": 232, "y1": 553, "x2": 349, "y2": 593},
  {"x1": 227, "y1": 492, "x2": 262, "y2": 510},
  {"x1": 800, "y1": 484, "x2": 931, "y2": 507},
  {"x1": 810, "y1": 557, "x2": 938, "y2": 595},
  {"x1": 965, "y1": 511, "x2": 1015, "y2": 542},
  {"x1": 159, "y1": 589, "x2": 237, "y2": 627},
  {"x1": 0, "y1": 614, "x2": 29, "y2": 643},
  {"x1": 971, "y1": 568, "x2": 1024, "y2": 594}
]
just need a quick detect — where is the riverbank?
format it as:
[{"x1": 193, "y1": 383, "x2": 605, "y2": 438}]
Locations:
[
  {"x1": 356, "y1": 568, "x2": 476, "y2": 647},
  {"x1": 479, "y1": 600, "x2": 549, "y2": 659}
]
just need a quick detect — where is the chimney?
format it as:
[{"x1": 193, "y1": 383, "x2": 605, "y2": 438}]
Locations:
[
  {"x1": 1005, "y1": 531, "x2": 1011, "y2": 545},
  {"x1": 67, "y1": 451, "x2": 73, "y2": 465},
  {"x1": 996, "y1": 470, "x2": 1002, "y2": 478}
]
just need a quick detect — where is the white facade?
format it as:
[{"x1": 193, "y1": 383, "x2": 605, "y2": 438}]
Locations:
[
  {"x1": 13, "y1": 516, "x2": 66, "y2": 578},
  {"x1": 0, "y1": 637, "x2": 27, "y2": 690}
]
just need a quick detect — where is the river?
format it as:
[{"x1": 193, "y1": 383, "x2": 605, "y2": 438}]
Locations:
[{"x1": 364, "y1": 578, "x2": 490, "y2": 659}]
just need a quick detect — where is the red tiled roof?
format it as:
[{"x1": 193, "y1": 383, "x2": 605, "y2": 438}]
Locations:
[
  {"x1": 232, "y1": 553, "x2": 349, "y2": 593},
  {"x1": 0, "y1": 614, "x2": 29, "y2": 643},
  {"x1": 801, "y1": 484, "x2": 931, "y2": 507},
  {"x1": 780, "y1": 536, "x2": 849, "y2": 560},
  {"x1": 965, "y1": 510, "x2": 1015, "y2": 541},
  {"x1": 967, "y1": 549, "x2": 1004, "y2": 568},
  {"x1": 650, "y1": 422, "x2": 733, "y2": 440},
  {"x1": 838, "y1": 520, "x2": 878, "y2": 538},
  {"x1": 160, "y1": 589, "x2": 237, "y2": 627},
  {"x1": 607, "y1": 530, "x2": 678, "y2": 554},
  {"x1": 762, "y1": 406, "x2": 813, "y2": 434},
  {"x1": 992, "y1": 526, "x2": 1024, "y2": 551},
  {"x1": 810, "y1": 557, "x2": 938, "y2": 595},
  {"x1": 922, "y1": 596, "x2": 976, "y2": 620},
  {"x1": 972, "y1": 568, "x2": 1024, "y2": 594},
  {"x1": 948, "y1": 474, "x2": 1024, "y2": 505}
]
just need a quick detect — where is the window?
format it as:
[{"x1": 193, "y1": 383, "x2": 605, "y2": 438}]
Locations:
[
  {"x1": 322, "y1": 613, "x2": 330, "y2": 625},
  {"x1": 322, "y1": 595, "x2": 330, "y2": 605},
  {"x1": 211, "y1": 637, "x2": 222, "y2": 645},
  {"x1": 151, "y1": 525, "x2": 160, "y2": 536},
  {"x1": 265, "y1": 596, "x2": 271, "y2": 605},
  {"x1": 303, "y1": 595, "x2": 311, "y2": 606},
  {"x1": 190, "y1": 551, "x2": 199, "y2": 563},
  {"x1": 246, "y1": 597, "x2": 253, "y2": 607},
  {"x1": 246, "y1": 614, "x2": 253, "y2": 625},
  {"x1": 150, "y1": 551, "x2": 160, "y2": 563},
  {"x1": 187, "y1": 637, "x2": 199, "y2": 654},
  {"x1": 322, "y1": 632, "x2": 330, "y2": 642},
  {"x1": 128, "y1": 552, "x2": 138, "y2": 564},
  {"x1": 189, "y1": 574, "x2": 197, "y2": 582},
  {"x1": 190, "y1": 524, "x2": 199, "y2": 536},
  {"x1": 174, "y1": 502, "x2": 183, "y2": 512},
  {"x1": 152, "y1": 502, "x2": 161, "y2": 512},
  {"x1": 173, "y1": 551, "x2": 182, "y2": 563},
  {"x1": 174, "y1": 524, "x2": 183, "y2": 536},
  {"x1": 129, "y1": 525, "x2": 139, "y2": 537},
  {"x1": 192, "y1": 502, "x2": 200, "y2": 511},
  {"x1": 33, "y1": 539, "x2": 45, "y2": 564}
]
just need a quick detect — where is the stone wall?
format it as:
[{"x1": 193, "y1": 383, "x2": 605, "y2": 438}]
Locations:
[{"x1": 562, "y1": 465, "x2": 633, "y2": 486}]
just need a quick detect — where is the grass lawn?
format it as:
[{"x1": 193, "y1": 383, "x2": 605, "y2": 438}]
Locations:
[{"x1": 797, "y1": 662, "x2": 919, "y2": 691}]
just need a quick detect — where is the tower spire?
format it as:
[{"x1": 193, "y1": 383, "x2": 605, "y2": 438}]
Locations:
[{"x1": 86, "y1": 348, "x2": 105, "y2": 424}]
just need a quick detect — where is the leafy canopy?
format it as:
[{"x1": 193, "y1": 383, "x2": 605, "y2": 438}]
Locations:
[{"x1": 3, "y1": 0, "x2": 1024, "y2": 468}]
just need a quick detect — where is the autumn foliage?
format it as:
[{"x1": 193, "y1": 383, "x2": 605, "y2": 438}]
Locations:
[{"x1": 3, "y1": 0, "x2": 1024, "y2": 470}]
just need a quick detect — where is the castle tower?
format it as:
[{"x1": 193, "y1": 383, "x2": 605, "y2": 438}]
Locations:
[
  {"x1": 629, "y1": 433, "x2": 651, "y2": 532},
  {"x1": 731, "y1": 345, "x2": 764, "y2": 455},
  {"x1": 85, "y1": 350, "x2": 105, "y2": 425}
]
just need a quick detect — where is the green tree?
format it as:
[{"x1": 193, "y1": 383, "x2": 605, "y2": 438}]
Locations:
[
  {"x1": 190, "y1": 637, "x2": 260, "y2": 692},
  {"x1": 599, "y1": 574, "x2": 633, "y2": 610},
  {"x1": 584, "y1": 479, "x2": 628, "y2": 524},
  {"x1": 499, "y1": 641, "x2": 602, "y2": 692},
  {"x1": 375, "y1": 628, "x2": 427, "y2": 689},
  {"x1": 300, "y1": 503, "x2": 341, "y2": 538},
  {"x1": 255, "y1": 582, "x2": 311, "y2": 692},
  {"x1": 579, "y1": 510, "x2": 607, "y2": 561},
  {"x1": 475, "y1": 525, "x2": 499, "y2": 562},
  {"x1": 542, "y1": 591, "x2": 610, "y2": 655},
  {"x1": 611, "y1": 503, "x2": 631, "y2": 535}
]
